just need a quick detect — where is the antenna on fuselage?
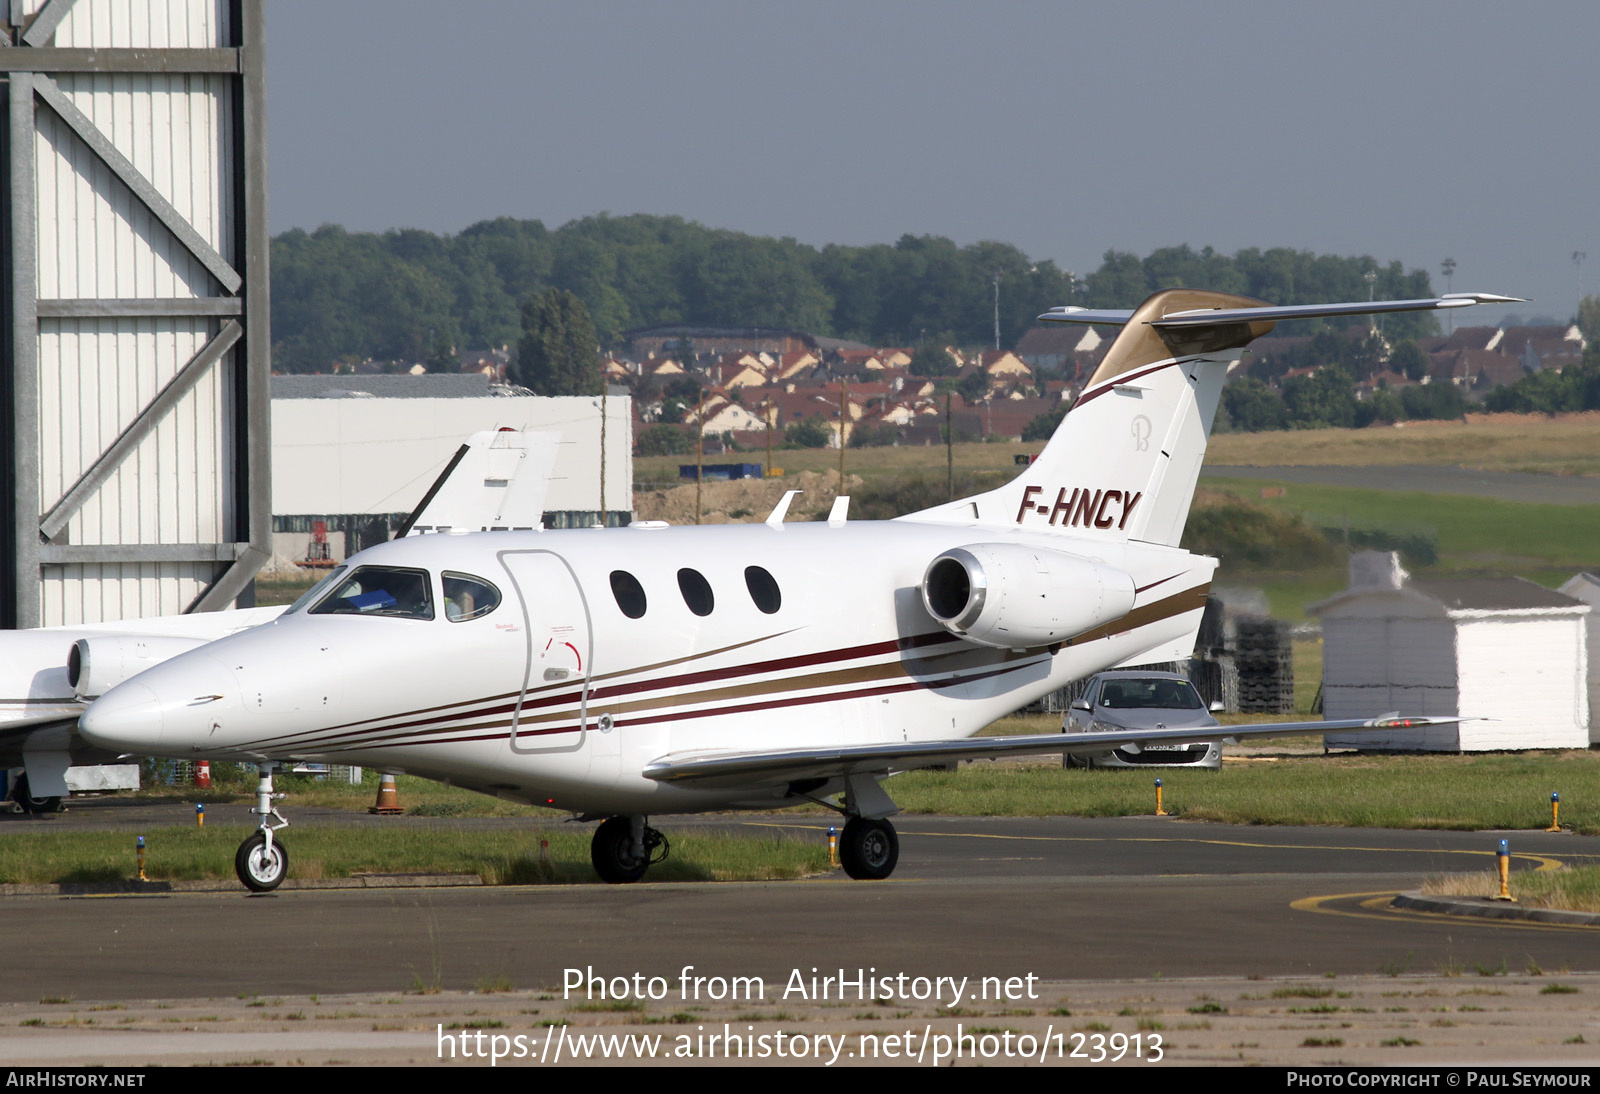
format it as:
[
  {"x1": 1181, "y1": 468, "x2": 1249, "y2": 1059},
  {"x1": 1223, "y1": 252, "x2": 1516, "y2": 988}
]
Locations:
[{"x1": 766, "y1": 490, "x2": 802, "y2": 526}]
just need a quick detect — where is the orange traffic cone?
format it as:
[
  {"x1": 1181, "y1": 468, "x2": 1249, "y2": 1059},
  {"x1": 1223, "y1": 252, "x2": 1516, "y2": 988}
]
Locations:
[{"x1": 368, "y1": 773, "x2": 403, "y2": 815}]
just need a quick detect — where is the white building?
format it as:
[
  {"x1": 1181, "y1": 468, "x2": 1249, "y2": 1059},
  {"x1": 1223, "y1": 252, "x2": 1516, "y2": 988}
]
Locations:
[
  {"x1": 267, "y1": 378, "x2": 631, "y2": 569},
  {"x1": 1556, "y1": 572, "x2": 1600, "y2": 745},
  {"x1": 1314, "y1": 552, "x2": 1589, "y2": 751}
]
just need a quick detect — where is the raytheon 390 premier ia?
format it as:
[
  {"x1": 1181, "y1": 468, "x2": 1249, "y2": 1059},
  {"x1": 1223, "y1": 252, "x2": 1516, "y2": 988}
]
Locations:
[{"x1": 80, "y1": 289, "x2": 1514, "y2": 888}]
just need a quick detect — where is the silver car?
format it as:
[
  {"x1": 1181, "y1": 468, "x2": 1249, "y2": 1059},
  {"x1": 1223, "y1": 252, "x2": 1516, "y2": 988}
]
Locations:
[{"x1": 1063, "y1": 671, "x2": 1223, "y2": 770}]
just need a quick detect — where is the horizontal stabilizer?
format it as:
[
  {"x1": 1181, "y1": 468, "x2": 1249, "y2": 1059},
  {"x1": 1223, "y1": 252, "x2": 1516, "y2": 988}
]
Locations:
[
  {"x1": 643, "y1": 714, "x2": 1461, "y2": 790},
  {"x1": 1039, "y1": 293, "x2": 1522, "y2": 328}
]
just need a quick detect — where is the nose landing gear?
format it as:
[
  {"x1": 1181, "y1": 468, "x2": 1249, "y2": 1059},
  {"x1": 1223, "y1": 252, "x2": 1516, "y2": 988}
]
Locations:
[
  {"x1": 235, "y1": 763, "x2": 290, "y2": 892},
  {"x1": 590, "y1": 815, "x2": 669, "y2": 883}
]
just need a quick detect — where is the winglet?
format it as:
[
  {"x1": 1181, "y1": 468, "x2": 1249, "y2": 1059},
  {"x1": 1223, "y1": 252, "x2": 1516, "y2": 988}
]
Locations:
[
  {"x1": 766, "y1": 490, "x2": 802, "y2": 525},
  {"x1": 828, "y1": 496, "x2": 850, "y2": 525}
]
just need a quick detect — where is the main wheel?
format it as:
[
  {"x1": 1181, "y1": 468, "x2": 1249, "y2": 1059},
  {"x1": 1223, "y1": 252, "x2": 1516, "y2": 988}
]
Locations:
[
  {"x1": 839, "y1": 817, "x2": 898, "y2": 880},
  {"x1": 235, "y1": 832, "x2": 289, "y2": 892},
  {"x1": 590, "y1": 816, "x2": 649, "y2": 884},
  {"x1": 10, "y1": 774, "x2": 61, "y2": 814}
]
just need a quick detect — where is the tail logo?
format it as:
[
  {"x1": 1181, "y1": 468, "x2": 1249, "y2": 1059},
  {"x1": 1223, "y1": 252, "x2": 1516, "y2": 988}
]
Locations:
[
  {"x1": 1014, "y1": 485, "x2": 1143, "y2": 531},
  {"x1": 1131, "y1": 415, "x2": 1151, "y2": 451}
]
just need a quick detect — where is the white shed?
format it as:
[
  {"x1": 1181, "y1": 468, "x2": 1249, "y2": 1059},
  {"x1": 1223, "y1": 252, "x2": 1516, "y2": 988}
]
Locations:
[
  {"x1": 1556, "y1": 572, "x2": 1600, "y2": 745},
  {"x1": 1313, "y1": 552, "x2": 1589, "y2": 751}
]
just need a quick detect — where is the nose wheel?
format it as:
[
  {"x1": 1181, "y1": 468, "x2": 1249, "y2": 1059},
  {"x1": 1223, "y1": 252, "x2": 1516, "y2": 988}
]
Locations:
[
  {"x1": 234, "y1": 763, "x2": 290, "y2": 892},
  {"x1": 235, "y1": 831, "x2": 289, "y2": 892}
]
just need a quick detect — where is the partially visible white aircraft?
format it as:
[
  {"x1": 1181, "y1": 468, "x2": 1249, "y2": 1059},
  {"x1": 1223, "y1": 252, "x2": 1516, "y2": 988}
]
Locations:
[
  {"x1": 2, "y1": 428, "x2": 558, "y2": 811},
  {"x1": 80, "y1": 290, "x2": 1516, "y2": 887}
]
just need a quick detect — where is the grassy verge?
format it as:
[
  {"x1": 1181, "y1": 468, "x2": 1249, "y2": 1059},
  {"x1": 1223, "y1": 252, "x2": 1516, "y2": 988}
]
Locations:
[
  {"x1": 1424, "y1": 866, "x2": 1600, "y2": 914},
  {"x1": 884, "y1": 749, "x2": 1600, "y2": 833},
  {"x1": 0, "y1": 825, "x2": 829, "y2": 886}
]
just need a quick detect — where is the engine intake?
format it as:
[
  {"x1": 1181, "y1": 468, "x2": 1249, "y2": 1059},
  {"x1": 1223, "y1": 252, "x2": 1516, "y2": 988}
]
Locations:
[
  {"x1": 68, "y1": 635, "x2": 211, "y2": 701},
  {"x1": 920, "y1": 544, "x2": 1136, "y2": 650}
]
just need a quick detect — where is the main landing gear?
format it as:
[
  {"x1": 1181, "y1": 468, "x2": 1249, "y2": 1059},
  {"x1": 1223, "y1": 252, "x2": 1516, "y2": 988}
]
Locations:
[
  {"x1": 838, "y1": 816, "x2": 898, "y2": 880},
  {"x1": 235, "y1": 763, "x2": 290, "y2": 892},
  {"x1": 9, "y1": 773, "x2": 61, "y2": 815},
  {"x1": 590, "y1": 815, "x2": 669, "y2": 884}
]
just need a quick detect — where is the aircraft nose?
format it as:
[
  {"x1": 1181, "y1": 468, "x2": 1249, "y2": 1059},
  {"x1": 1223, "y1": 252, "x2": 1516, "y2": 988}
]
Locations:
[{"x1": 80, "y1": 681, "x2": 163, "y2": 751}]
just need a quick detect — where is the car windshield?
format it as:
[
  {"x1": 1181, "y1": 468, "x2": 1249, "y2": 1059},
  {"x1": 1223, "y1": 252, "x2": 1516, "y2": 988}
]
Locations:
[
  {"x1": 1099, "y1": 679, "x2": 1204, "y2": 710},
  {"x1": 308, "y1": 566, "x2": 434, "y2": 620}
]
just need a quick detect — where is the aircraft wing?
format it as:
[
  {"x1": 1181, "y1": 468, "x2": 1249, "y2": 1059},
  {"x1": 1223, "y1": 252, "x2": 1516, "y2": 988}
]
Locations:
[
  {"x1": 642, "y1": 715, "x2": 1459, "y2": 790},
  {"x1": 1038, "y1": 293, "x2": 1522, "y2": 327}
]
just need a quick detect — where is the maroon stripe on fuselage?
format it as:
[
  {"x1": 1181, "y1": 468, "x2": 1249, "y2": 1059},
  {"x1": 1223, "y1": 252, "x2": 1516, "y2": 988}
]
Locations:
[
  {"x1": 231, "y1": 629, "x2": 964, "y2": 752},
  {"x1": 313, "y1": 658, "x2": 1040, "y2": 753}
]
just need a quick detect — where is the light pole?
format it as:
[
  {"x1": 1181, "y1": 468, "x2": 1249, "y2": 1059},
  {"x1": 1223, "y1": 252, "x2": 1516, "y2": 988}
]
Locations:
[
  {"x1": 991, "y1": 270, "x2": 1003, "y2": 351},
  {"x1": 1575, "y1": 251, "x2": 1588, "y2": 322},
  {"x1": 1441, "y1": 258, "x2": 1456, "y2": 334},
  {"x1": 1364, "y1": 270, "x2": 1378, "y2": 335}
]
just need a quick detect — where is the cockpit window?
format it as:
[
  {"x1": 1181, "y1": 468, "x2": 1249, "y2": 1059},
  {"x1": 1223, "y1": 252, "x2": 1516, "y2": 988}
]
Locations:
[
  {"x1": 443, "y1": 571, "x2": 501, "y2": 621},
  {"x1": 309, "y1": 566, "x2": 434, "y2": 619},
  {"x1": 285, "y1": 566, "x2": 347, "y2": 615}
]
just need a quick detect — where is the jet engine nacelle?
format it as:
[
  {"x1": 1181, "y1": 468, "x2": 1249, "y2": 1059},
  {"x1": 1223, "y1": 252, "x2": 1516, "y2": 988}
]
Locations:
[
  {"x1": 920, "y1": 543, "x2": 1137, "y2": 650},
  {"x1": 68, "y1": 635, "x2": 212, "y2": 701}
]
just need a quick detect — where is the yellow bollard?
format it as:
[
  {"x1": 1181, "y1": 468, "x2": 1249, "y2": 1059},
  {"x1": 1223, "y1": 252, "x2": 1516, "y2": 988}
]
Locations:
[
  {"x1": 136, "y1": 835, "x2": 147, "y2": 882},
  {"x1": 1155, "y1": 778, "x2": 1169, "y2": 817},
  {"x1": 196, "y1": 803, "x2": 205, "y2": 828},
  {"x1": 828, "y1": 826, "x2": 838, "y2": 867},
  {"x1": 1546, "y1": 792, "x2": 1561, "y2": 833},
  {"x1": 1494, "y1": 838, "x2": 1515, "y2": 902}
]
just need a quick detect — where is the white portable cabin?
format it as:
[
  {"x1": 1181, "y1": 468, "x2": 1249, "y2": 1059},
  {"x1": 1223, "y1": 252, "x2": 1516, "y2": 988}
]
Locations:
[
  {"x1": 1314, "y1": 552, "x2": 1589, "y2": 751},
  {"x1": 1556, "y1": 572, "x2": 1600, "y2": 745}
]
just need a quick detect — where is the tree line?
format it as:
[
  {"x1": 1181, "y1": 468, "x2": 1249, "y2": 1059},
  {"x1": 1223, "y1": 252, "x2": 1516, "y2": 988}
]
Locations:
[{"x1": 270, "y1": 215, "x2": 1437, "y2": 373}]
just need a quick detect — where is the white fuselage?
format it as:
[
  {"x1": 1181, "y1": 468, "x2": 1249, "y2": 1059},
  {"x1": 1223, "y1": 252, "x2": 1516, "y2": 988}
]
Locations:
[{"x1": 81, "y1": 517, "x2": 1213, "y2": 816}]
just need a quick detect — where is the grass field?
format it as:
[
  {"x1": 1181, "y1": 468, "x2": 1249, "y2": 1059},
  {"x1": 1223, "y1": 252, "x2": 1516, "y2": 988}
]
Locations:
[
  {"x1": 1206, "y1": 411, "x2": 1600, "y2": 477},
  {"x1": 0, "y1": 824, "x2": 828, "y2": 886}
]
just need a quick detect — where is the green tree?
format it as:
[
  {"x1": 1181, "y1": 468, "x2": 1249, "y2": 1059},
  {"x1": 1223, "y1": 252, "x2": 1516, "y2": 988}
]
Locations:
[
  {"x1": 514, "y1": 289, "x2": 600, "y2": 396},
  {"x1": 1399, "y1": 382, "x2": 1467, "y2": 420},
  {"x1": 785, "y1": 415, "x2": 833, "y2": 448},
  {"x1": 910, "y1": 341, "x2": 956, "y2": 378},
  {"x1": 1282, "y1": 366, "x2": 1358, "y2": 429},
  {"x1": 1021, "y1": 403, "x2": 1068, "y2": 442},
  {"x1": 1220, "y1": 376, "x2": 1287, "y2": 432},
  {"x1": 1389, "y1": 339, "x2": 1428, "y2": 382},
  {"x1": 634, "y1": 423, "x2": 694, "y2": 456}
]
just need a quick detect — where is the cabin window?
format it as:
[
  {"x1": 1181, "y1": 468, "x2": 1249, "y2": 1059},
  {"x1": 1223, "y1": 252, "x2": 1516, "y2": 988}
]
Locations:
[
  {"x1": 610, "y1": 570, "x2": 647, "y2": 619},
  {"x1": 284, "y1": 565, "x2": 347, "y2": 615},
  {"x1": 309, "y1": 566, "x2": 434, "y2": 620},
  {"x1": 744, "y1": 565, "x2": 781, "y2": 614},
  {"x1": 443, "y1": 572, "x2": 501, "y2": 621},
  {"x1": 677, "y1": 568, "x2": 714, "y2": 617}
]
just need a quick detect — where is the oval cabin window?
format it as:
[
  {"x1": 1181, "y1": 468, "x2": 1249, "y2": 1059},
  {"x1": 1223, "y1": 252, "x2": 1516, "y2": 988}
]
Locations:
[
  {"x1": 610, "y1": 570, "x2": 647, "y2": 619},
  {"x1": 744, "y1": 566, "x2": 781, "y2": 614},
  {"x1": 677, "y1": 568, "x2": 714, "y2": 617}
]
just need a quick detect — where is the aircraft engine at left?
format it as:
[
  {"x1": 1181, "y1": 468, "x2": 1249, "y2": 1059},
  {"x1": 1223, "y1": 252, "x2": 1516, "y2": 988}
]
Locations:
[{"x1": 83, "y1": 287, "x2": 1496, "y2": 889}]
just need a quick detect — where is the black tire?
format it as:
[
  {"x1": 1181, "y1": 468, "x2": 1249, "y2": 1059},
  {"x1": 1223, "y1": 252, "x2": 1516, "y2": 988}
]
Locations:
[
  {"x1": 590, "y1": 816, "x2": 649, "y2": 884},
  {"x1": 235, "y1": 832, "x2": 289, "y2": 892},
  {"x1": 839, "y1": 817, "x2": 898, "y2": 880},
  {"x1": 11, "y1": 774, "x2": 61, "y2": 815}
]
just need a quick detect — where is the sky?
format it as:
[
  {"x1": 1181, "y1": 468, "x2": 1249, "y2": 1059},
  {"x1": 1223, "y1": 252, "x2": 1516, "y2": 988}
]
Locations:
[{"x1": 265, "y1": 1, "x2": 1600, "y2": 327}]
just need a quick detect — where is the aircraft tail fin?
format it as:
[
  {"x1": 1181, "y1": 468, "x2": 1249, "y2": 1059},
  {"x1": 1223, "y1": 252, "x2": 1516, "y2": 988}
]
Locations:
[
  {"x1": 398, "y1": 428, "x2": 560, "y2": 536},
  {"x1": 900, "y1": 289, "x2": 1520, "y2": 547}
]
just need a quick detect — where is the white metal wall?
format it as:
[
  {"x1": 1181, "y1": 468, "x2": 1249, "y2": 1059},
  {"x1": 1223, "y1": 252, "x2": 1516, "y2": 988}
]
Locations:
[
  {"x1": 271, "y1": 396, "x2": 634, "y2": 519},
  {"x1": 1321, "y1": 612, "x2": 1462, "y2": 751},
  {"x1": 1456, "y1": 615, "x2": 1589, "y2": 751},
  {"x1": 9, "y1": 0, "x2": 258, "y2": 626}
]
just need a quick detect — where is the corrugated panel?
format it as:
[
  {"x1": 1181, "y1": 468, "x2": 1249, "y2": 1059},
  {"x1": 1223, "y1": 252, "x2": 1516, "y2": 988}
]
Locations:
[
  {"x1": 1456, "y1": 618, "x2": 1588, "y2": 750},
  {"x1": 51, "y1": 0, "x2": 226, "y2": 51},
  {"x1": 25, "y1": 0, "x2": 238, "y2": 625}
]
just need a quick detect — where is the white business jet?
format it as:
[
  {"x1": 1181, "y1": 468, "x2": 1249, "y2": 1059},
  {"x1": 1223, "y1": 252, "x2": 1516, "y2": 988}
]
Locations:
[
  {"x1": 80, "y1": 289, "x2": 1515, "y2": 888},
  {"x1": 1, "y1": 428, "x2": 558, "y2": 811}
]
